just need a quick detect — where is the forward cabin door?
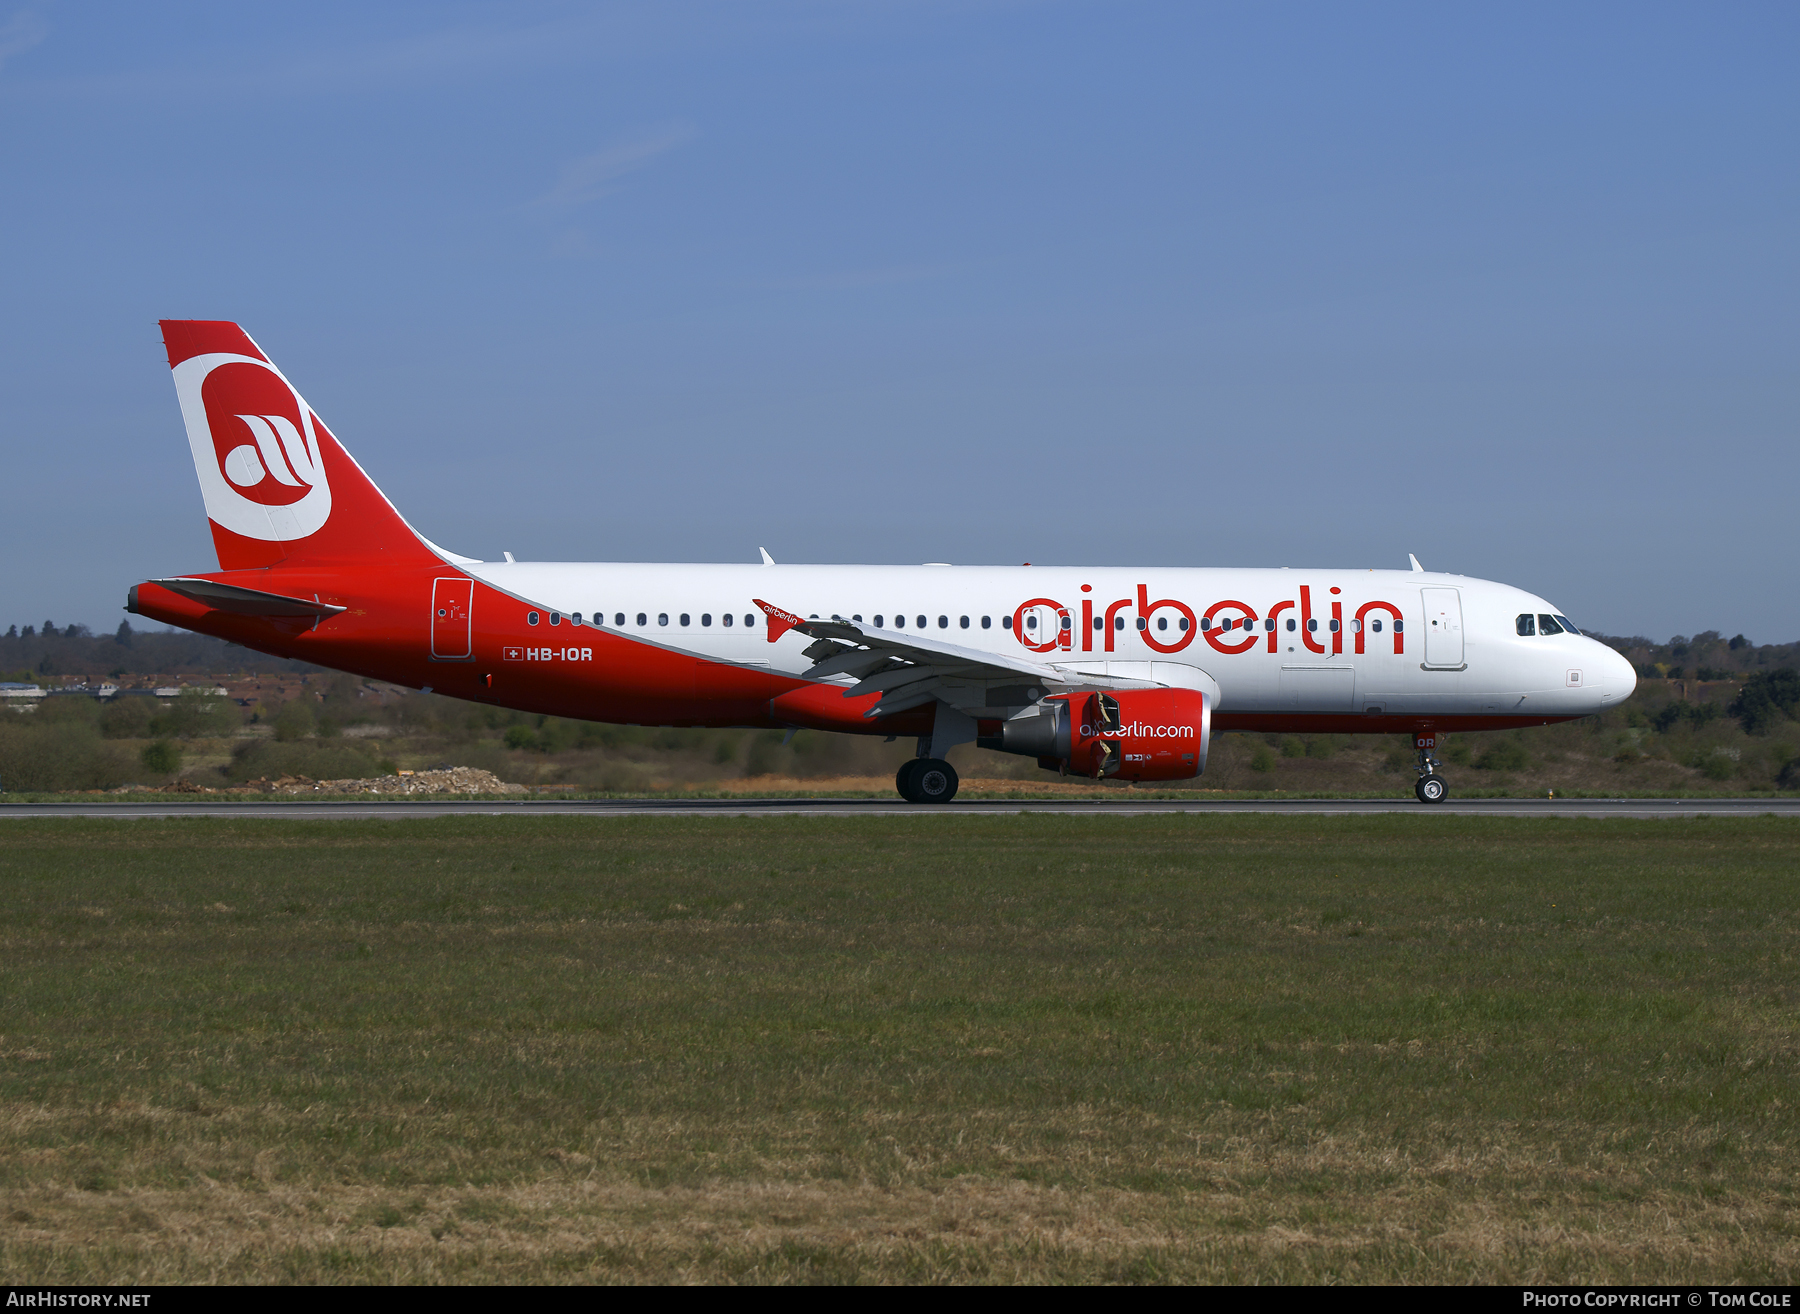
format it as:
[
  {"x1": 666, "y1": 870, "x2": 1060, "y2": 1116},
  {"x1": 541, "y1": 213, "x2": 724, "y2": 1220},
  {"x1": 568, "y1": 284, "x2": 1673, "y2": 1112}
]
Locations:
[
  {"x1": 1420, "y1": 588, "x2": 1464, "y2": 667},
  {"x1": 431, "y1": 577, "x2": 474, "y2": 660}
]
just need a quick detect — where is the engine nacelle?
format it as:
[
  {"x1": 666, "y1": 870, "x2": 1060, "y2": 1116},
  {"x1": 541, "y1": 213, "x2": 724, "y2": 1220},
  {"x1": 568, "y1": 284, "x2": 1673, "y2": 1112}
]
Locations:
[{"x1": 981, "y1": 687, "x2": 1211, "y2": 781}]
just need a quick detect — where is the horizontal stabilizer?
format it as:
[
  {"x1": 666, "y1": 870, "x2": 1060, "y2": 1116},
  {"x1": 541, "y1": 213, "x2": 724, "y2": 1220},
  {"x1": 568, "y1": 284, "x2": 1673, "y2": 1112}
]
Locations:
[{"x1": 142, "y1": 577, "x2": 348, "y2": 619}]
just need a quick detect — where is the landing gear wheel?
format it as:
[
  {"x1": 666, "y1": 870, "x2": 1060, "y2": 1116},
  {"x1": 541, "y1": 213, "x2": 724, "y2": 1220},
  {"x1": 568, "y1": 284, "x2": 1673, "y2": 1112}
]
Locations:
[
  {"x1": 1415, "y1": 774, "x2": 1447, "y2": 804},
  {"x1": 896, "y1": 759, "x2": 924, "y2": 802},
  {"x1": 913, "y1": 759, "x2": 959, "y2": 804}
]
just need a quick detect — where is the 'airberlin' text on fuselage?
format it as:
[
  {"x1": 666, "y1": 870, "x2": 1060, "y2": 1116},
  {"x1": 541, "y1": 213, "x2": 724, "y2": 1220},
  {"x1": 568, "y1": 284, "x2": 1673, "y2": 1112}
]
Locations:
[{"x1": 1013, "y1": 585, "x2": 1406, "y2": 658}]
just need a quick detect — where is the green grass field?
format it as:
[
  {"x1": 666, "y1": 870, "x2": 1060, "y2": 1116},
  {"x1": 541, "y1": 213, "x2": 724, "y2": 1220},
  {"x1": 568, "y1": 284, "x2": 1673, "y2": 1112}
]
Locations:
[{"x1": 0, "y1": 816, "x2": 1796, "y2": 1283}]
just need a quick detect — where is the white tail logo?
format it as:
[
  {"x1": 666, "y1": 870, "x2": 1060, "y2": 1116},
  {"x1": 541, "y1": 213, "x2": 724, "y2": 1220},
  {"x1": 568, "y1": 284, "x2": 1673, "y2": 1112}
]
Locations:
[
  {"x1": 172, "y1": 353, "x2": 333, "y2": 542},
  {"x1": 224, "y1": 414, "x2": 323, "y2": 489}
]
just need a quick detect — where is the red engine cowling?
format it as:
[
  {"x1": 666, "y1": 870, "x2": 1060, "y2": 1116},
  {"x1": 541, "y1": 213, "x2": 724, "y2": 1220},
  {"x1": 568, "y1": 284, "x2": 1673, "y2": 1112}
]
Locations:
[{"x1": 987, "y1": 687, "x2": 1211, "y2": 780}]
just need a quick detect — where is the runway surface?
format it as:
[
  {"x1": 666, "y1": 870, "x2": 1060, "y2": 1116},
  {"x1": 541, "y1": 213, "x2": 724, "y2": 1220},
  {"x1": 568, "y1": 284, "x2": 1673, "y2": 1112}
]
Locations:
[{"x1": 3, "y1": 797, "x2": 1797, "y2": 820}]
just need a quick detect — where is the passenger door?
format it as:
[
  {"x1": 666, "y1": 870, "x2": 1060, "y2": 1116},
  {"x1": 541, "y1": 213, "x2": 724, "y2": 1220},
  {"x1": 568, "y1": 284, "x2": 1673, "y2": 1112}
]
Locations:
[
  {"x1": 431, "y1": 577, "x2": 473, "y2": 660},
  {"x1": 1420, "y1": 588, "x2": 1463, "y2": 668}
]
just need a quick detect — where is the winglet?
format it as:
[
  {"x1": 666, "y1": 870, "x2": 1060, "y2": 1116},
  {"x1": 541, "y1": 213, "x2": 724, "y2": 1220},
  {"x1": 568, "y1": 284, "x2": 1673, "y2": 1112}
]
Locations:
[
  {"x1": 1408, "y1": 553, "x2": 1424, "y2": 573},
  {"x1": 759, "y1": 547, "x2": 775, "y2": 566},
  {"x1": 753, "y1": 598, "x2": 804, "y2": 643}
]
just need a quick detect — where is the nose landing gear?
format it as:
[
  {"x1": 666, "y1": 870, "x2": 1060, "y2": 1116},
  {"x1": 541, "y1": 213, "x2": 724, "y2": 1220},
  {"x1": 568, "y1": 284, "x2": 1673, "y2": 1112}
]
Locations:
[{"x1": 1413, "y1": 732, "x2": 1447, "y2": 803}]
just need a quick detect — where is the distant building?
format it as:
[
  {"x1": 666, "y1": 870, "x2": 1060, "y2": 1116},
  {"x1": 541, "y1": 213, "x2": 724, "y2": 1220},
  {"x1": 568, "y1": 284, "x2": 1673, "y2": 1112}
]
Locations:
[{"x1": 1, "y1": 682, "x2": 46, "y2": 712}]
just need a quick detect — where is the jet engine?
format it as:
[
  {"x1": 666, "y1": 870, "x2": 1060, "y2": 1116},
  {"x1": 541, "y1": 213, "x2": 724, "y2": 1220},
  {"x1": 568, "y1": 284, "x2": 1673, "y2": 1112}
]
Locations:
[{"x1": 979, "y1": 687, "x2": 1211, "y2": 781}]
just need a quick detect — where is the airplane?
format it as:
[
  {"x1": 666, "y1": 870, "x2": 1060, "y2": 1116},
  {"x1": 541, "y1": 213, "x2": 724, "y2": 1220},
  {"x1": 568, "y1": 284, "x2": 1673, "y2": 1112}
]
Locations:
[{"x1": 127, "y1": 320, "x2": 1639, "y2": 803}]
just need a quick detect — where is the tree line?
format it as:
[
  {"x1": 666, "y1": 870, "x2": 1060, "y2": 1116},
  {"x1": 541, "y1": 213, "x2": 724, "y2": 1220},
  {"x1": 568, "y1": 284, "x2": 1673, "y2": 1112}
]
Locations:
[{"x1": 0, "y1": 620, "x2": 322, "y2": 680}]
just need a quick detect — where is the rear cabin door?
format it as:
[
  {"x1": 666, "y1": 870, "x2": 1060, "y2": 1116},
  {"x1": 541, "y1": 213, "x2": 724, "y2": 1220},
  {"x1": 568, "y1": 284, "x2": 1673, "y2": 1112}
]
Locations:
[
  {"x1": 1420, "y1": 587, "x2": 1464, "y2": 667},
  {"x1": 431, "y1": 577, "x2": 473, "y2": 660}
]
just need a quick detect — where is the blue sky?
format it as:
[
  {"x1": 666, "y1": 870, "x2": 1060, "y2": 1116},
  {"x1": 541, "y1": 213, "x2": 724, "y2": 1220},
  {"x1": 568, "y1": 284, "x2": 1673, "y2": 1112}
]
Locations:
[{"x1": 2, "y1": 1, "x2": 1795, "y2": 643}]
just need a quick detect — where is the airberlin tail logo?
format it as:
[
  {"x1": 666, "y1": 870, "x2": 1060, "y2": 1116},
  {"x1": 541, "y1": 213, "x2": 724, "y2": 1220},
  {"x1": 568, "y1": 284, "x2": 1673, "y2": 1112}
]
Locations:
[
  {"x1": 172, "y1": 352, "x2": 333, "y2": 542},
  {"x1": 225, "y1": 413, "x2": 322, "y2": 492}
]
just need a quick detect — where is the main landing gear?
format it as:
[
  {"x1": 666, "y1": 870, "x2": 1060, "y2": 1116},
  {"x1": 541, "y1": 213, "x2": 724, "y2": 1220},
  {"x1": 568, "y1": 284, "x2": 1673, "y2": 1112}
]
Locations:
[
  {"x1": 897, "y1": 757, "x2": 960, "y2": 804},
  {"x1": 1413, "y1": 732, "x2": 1447, "y2": 804}
]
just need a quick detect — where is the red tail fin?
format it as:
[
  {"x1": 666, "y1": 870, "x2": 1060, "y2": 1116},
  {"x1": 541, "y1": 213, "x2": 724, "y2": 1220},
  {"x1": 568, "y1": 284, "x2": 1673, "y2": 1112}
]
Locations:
[{"x1": 161, "y1": 320, "x2": 442, "y2": 571}]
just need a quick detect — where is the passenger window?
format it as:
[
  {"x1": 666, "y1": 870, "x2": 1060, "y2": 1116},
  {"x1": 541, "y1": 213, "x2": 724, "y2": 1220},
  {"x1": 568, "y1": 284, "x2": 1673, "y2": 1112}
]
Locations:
[
  {"x1": 635, "y1": 613, "x2": 646, "y2": 627},
  {"x1": 981, "y1": 616, "x2": 992, "y2": 629},
  {"x1": 613, "y1": 613, "x2": 624, "y2": 627},
  {"x1": 916, "y1": 615, "x2": 926, "y2": 629},
  {"x1": 1157, "y1": 617, "x2": 1168, "y2": 631},
  {"x1": 1060, "y1": 615, "x2": 1071, "y2": 630},
  {"x1": 1286, "y1": 618, "x2": 1296, "y2": 632},
  {"x1": 854, "y1": 614, "x2": 863, "y2": 622},
  {"x1": 1517, "y1": 614, "x2": 1536, "y2": 636},
  {"x1": 527, "y1": 611, "x2": 540, "y2": 626},
  {"x1": 1329, "y1": 619, "x2": 1340, "y2": 632},
  {"x1": 874, "y1": 614, "x2": 885, "y2": 627},
  {"x1": 960, "y1": 616, "x2": 970, "y2": 629},
  {"x1": 1538, "y1": 614, "x2": 1562, "y2": 634},
  {"x1": 1307, "y1": 619, "x2": 1318, "y2": 631},
  {"x1": 1136, "y1": 617, "x2": 1147, "y2": 630},
  {"x1": 701, "y1": 614, "x2": 711, "y2": 627},
  {"x1": 1200, "y1": 616, "x2": 1211, "y2": 631},
  {"x1": 938, "y1": 616, "x2": 948, "y2": 629},
  {"x1": 1115, "y1": 616, "x2": 1124, "y2": 631},
  {"x1": 1371, "y1": 618, "x2": 1383, "y2": 633},
  {"x1": 1264, "y1": 619, "x2": 1274, "y2": 632},
  {"x1": 723, "y1": 613, "x2": 733, "y2": 627},
  {"x1": 572, "y1": 612, "x2": 583, "y2": 625},
  {"x1": 679, "y1": 614, "x2": 690, "y2": 627},
  {"x1": 744, "y1": 614, "x2": 755, "y2": 627},
  {"x1": 1026, "y1": 615, "x2": 1037, "y2": 630},
  {"x1": 894, "y1": 614, "x2": 905, "y2": 629},
  {"x1": 1179, "y1": 617, "x2": 1189, "y2": 631},
  {"x1": 658, "y1": 613, "x2": 669, "y2": 627},
  {"x1": 550, "y1": 612, "x2": 561, "y2": 626},
  {"x1": 1002, "y1": 615, "x2": 1013, "y2": 630},
  {"x1": 1394, "y1": 619, "x2": 1403, "y2": 632}
]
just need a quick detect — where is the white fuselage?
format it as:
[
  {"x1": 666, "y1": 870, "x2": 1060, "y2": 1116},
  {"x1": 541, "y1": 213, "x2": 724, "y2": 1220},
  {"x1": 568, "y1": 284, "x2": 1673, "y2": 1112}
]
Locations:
[{"x1": 462, "y1": 561, "x2": 1638, "y2": 724}]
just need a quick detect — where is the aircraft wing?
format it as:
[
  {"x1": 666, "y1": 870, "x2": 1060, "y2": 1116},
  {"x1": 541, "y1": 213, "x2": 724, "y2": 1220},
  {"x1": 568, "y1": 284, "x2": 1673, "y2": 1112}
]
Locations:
[{"x1": 755, "y1": 600, "x2": 1209, "y2": 719}]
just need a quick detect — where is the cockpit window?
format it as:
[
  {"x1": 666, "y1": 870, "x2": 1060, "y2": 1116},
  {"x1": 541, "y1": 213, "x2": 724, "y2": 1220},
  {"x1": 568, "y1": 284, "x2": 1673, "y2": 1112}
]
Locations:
[
  {"x1": 1516, "y1": 614, "x2": 1536, "y2": 636},
  {"x1": 1555, "y1": 615, "x2": 1579, "y2": 635},
  {"x1": 1537, "y1": 614, "x2": 1563, "y2": 635}
]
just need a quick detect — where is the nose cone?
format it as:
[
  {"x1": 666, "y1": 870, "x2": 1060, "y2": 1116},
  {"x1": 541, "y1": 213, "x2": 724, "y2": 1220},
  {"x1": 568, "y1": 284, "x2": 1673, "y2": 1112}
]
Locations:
[{"x1": 1597, "y1": 641, "x2": 1637, "y2": 707}]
